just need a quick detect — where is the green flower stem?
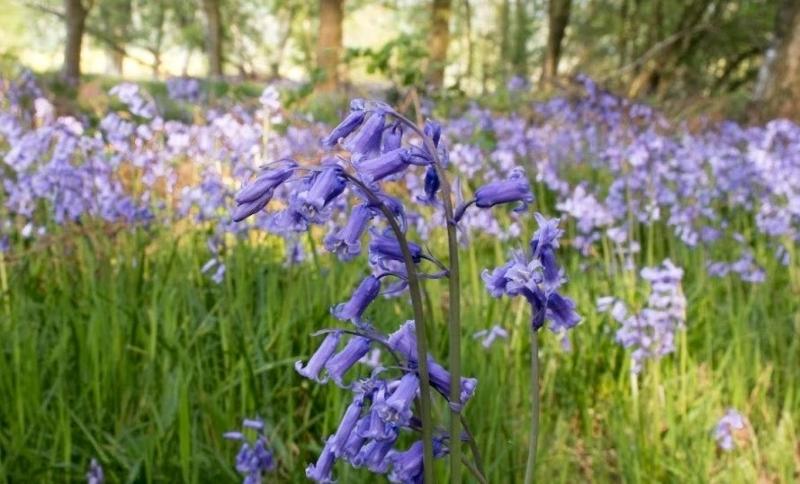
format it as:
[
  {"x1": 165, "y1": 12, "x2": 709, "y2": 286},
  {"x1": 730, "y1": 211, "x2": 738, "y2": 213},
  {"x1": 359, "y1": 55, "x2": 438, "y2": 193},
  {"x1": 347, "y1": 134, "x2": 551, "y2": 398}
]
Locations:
[{"x1": 524, "y1": 329, "x2": 540, "y2": 484}]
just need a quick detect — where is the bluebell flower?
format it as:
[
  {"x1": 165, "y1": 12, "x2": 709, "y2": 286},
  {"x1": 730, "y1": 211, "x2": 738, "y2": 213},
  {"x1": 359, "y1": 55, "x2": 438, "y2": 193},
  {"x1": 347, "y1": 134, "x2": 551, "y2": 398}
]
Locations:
[
  {"x1": 294, "y1": 163, "x2": 347, "y2": 220},
  {"x1": 344, "y1": 110, "x2": 386, "y2": 158},
  {"x1": 234, "y1": 159, "x2": 297, "y2": 204},
  {"x1": 352, "y1": 436, "x2": 397, "y2": 473},
  {"x1": 483, "y1": 215, "x2": 580, "y2": 333},
  {"x1": 331, "y1": 275, "x2": 381, "y2": 323},
  {"x1": 387, "y1": 321, "x2": 419, "y2": 362},
  {"x1": 375, "y1": 373, "x2": 418, "y2": 426},
  {"x1": 387, "y1": 438, "x2": 448, "y2": 484},
  {"x1": 363, "y1": 193, "x2": 407, "y2": 231},
  {"x1": 355, "y1": 148, "x2": 410, "y2": 183},
  {"x1": 224, "y1": 418, "x2": 275, "y2": 483},
  {"x1": 428, "y1": 358, "x2": 478, "y2": 405},
  {"x1": 232, "y1": 190, "x2": 272, "y2": 222},
  {"x1": 324, "y1": 204, "x2": 373, "y2": 261},
  {"x1": 456, "y1": 168, "x2": 533, "y2": 221},
  {"x1": 387, "y1": 441, "x2": 424, "y2": 484},
  {"x1": 322, "y1": 103, "x2": 366, "y2": 148},
  {"x1": 86, "y1": 459, "x2": 104, "y2": 484},
  {"x1": 341, "y1": 416, "x2": 370, "y2": 460},
  {"x1": 368, "y1": 231, "x2": 423, "y2": 265},
  {"x1": 325, "y1": 336, "x2": 372, "y2": 387},
  {"x1": 330, "y1": 393, "x2": 366, "y2": 457},
  {"x1": 424, "y1": 120, "x2": 442, "y2": 147},
  {"x1": 530, "y1": 213, "x2": 564, "y2": 286},
  {"x1": 713, "y1": 409, "x2": 747, "y2": 451},
  {"x1": 295, "y1": 331, "x2": 342, "y2": 382},
  {"x1": 418, "y1": 165, "x2": 440, "y2": 204},
  {"x1": 306, "y1": 438, "x2": 337, "y2": 483},
  {"x1": 381, "y1": 122, "x2": 403, "y2": 153}
]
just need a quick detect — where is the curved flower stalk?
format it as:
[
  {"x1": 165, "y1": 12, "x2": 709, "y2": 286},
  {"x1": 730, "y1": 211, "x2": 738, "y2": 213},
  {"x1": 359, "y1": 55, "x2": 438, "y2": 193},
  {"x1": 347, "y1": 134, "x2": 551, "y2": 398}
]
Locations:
[
  {"x1": 482, "y1": 214, "x2": 580, "y2": 484},
  {"x1": 232, "y1": 99, "x2": 532, "y2": 482}
]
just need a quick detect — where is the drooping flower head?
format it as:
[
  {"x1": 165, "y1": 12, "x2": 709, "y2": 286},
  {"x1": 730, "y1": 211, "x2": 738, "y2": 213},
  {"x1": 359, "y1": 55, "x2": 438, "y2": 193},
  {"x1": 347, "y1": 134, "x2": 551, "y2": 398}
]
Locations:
[{"x1": 482, "y1": 214, "x2": 580, "y2": 332}]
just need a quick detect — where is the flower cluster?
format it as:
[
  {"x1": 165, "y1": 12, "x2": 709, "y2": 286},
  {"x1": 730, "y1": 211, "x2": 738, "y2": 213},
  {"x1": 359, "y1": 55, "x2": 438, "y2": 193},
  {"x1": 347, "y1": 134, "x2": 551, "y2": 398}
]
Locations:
[
  {"x1": 482, "y1": 214, "x2": 580, "y2": 333},
  {"x1": 713, "y1": 409, "x2": 747, "y2": 451},
  {"x1": 232, "y1": 99, "x2": 533, "y2": 482},
  {"x1": 223, "y1": 418, "x2": 275, "y2": 484},
  {"x1": 598, "y1": 259, "x2": 686, "y2": 373}
]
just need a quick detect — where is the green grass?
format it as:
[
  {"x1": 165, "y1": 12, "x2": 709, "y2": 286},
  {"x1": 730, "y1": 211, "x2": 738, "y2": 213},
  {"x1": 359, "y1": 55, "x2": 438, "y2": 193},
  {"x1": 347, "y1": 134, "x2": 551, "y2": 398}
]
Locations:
[{"x1": 0, "y1": 205, "x2": 798, "y2": 483}]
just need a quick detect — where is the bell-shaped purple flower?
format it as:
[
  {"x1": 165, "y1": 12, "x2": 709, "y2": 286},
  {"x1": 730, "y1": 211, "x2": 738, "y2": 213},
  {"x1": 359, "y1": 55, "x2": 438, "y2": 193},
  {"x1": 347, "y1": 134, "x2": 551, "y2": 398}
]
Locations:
[
  {"x1": 387, "y1": 321, "x2": 418, "y2": 362},
  {"x1": 530, "y1": 213, "x2": 564, "y2": 286},
  {"x1": 344, "y1": 110, "x2": 386, "y2": 158},
  {"x1": 456, "y1": 168, "x2": 533, "y2": 221},
  {"x1": 295, "y1": 331, "x2": 341, "y2": 382},
  {"x1": 369, "y1": 231, "x2": 423, "y2": 265},
  {"x1": 424, "y1": 119, "x2": 442, "y2": 146},
  {"x1": 341, "y1": 416, "x2": 370, "y2": 460},
  {"x1": 295, "y1": 164, "x2": 346, "y2": 219},
  {"x1": 387, "y1": 441, "x2": 424, "y2": 483},
  {"x1": 546, "y1": 292, "x2": 580, "y2": 332},
  {"x1": 428, "y1": 359, "x2": 478, "y2": 405},
  {"x1": 352, "y1": 435, "x2": 397, "y2": 473},
  {"x1": 474, "y1": 168, "x2": 532, "y2": 209},
  {"x1": 376, "y1": 373, "x2": 418, "y2": 426},
  {"x1": 481, "y1": 259, "x2": 515, "y2": 298},
  {"x1": 322, "y1": 104, "x2": 366, "y2": 148},
  {"x1": 382, "y1": 122, "x2": 403, "y2": 153},
  {"x1": 355, "y1": 148, "x2": 410, "y2": 183},
  {"x1": 325, "y1": 336, "x2": 372, "y2": 387},
  {"x1": 232, "y1": 189, "x2": 272, "y2": 222},
  {"x1": 235, "y1": 159, "x2": 297, "y2": 203},
  {"x1": 330, "y1": 393, "x2": 366, "y2": 457},
  {"x1": 324, "y1": 204, "x2": 373, "y2": 261},
  {"x1": 306, "y1": 438, "x2": 337, "y2": 483},
  {"x1": 331, "y1": 275, "x2": 381, "y2": 323},
  {"x1": 363, "y1": 193, "x2": 407, "y2": 231},
  {"x1": 358, "y1": 384, "x2": 397, "y2": 440}
]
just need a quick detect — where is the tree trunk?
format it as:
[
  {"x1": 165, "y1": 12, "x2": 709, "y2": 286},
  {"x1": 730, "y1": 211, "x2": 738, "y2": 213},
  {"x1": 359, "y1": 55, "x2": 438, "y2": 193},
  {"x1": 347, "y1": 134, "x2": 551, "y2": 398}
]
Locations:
[
  {"x1": 316, "y1": 0, "x2": 344, "y2": 92},
  {"x1": 541, "y1": 0, "x2": 572, "y2": 84},
  {"x1": 762, "y1": 0, "x2": 800, "y2": 120},
  {"x1": 63, "y1": 0, "x2": 88, "y2": 84},
  {"x1": 202, "y1": 0, "x2": 224, "y2": 77},
  {"x1": 498, "y1": 0, "x2": 511, "y2": 81},
  {"x1": 427, "y1": 0, "x2": 452, "y2": 88},
  {"x1": 512, "y1": 0, "x2": 529, "y2": 76}
]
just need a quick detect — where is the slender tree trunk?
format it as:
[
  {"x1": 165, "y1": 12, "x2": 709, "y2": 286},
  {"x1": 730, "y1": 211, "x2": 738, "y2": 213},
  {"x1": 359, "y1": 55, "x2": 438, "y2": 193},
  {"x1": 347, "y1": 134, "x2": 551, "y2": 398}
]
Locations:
[
  {"x1": 317, "y1": 0, "x2": 344, "y2": 92},
  {"x1": 512, "y1": 0, "x2": 529, "y2": 76},
  {"x1": 63, "y1": 0, "x2": 88, "y2": 84},
  {"x1": 763, "y1": 0, "x2": 800, "y2": 120},
  {"x1": 202, "y1": 0, "x2": 224, "y2": 77},
  {"x1": 541, "y1": 0, "x2": 572, "y2": 84},
  {"x1": 428, "y1": 0, "x2": 452, "y2": 88},
  {"x1": 498, "y1": 0, "x2": 511, "y2": 81}
]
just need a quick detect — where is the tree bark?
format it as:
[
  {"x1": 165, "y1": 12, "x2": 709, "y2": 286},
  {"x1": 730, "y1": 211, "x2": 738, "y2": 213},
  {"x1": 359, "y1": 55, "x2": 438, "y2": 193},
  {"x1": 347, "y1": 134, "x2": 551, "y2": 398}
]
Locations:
[
  {"x1": 202, "y1": 0, "x2": 224, "y2": 77},
  {"x1": 428, "y1": 0, "x2": 452, "y2": 88},
  {"x1": 512, "y1": 0, "x2": 529, "y2": 76},
  {"x1": 762, "y1": 0, "x2": 800, "y2": 120},
  {"x1": 316, "y1": 0, "x2": 344, "y2": 92},
  {"x1": 63, "y1": 0, "x2": 88, "y2": 84},
  {"x1": 541, "y1": 0, "x2": 572, "y2": 84}
]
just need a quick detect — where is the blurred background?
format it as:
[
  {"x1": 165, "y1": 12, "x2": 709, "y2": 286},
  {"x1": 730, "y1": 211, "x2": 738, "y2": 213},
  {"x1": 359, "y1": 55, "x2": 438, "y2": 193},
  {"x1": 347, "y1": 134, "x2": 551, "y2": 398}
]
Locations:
[{"x1": 1, "y1": 0, "x2": 798, "y2": 120}]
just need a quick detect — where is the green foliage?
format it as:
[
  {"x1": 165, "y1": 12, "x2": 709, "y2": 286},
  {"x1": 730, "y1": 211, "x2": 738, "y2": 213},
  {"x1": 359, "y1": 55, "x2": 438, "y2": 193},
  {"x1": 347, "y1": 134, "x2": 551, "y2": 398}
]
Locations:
[
  {"x1": 0, "y1": 198, "x2": 798, "y2": 482},
  {"x1": 346, "y1": 33, "x2": 429, "y2": 90}
]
